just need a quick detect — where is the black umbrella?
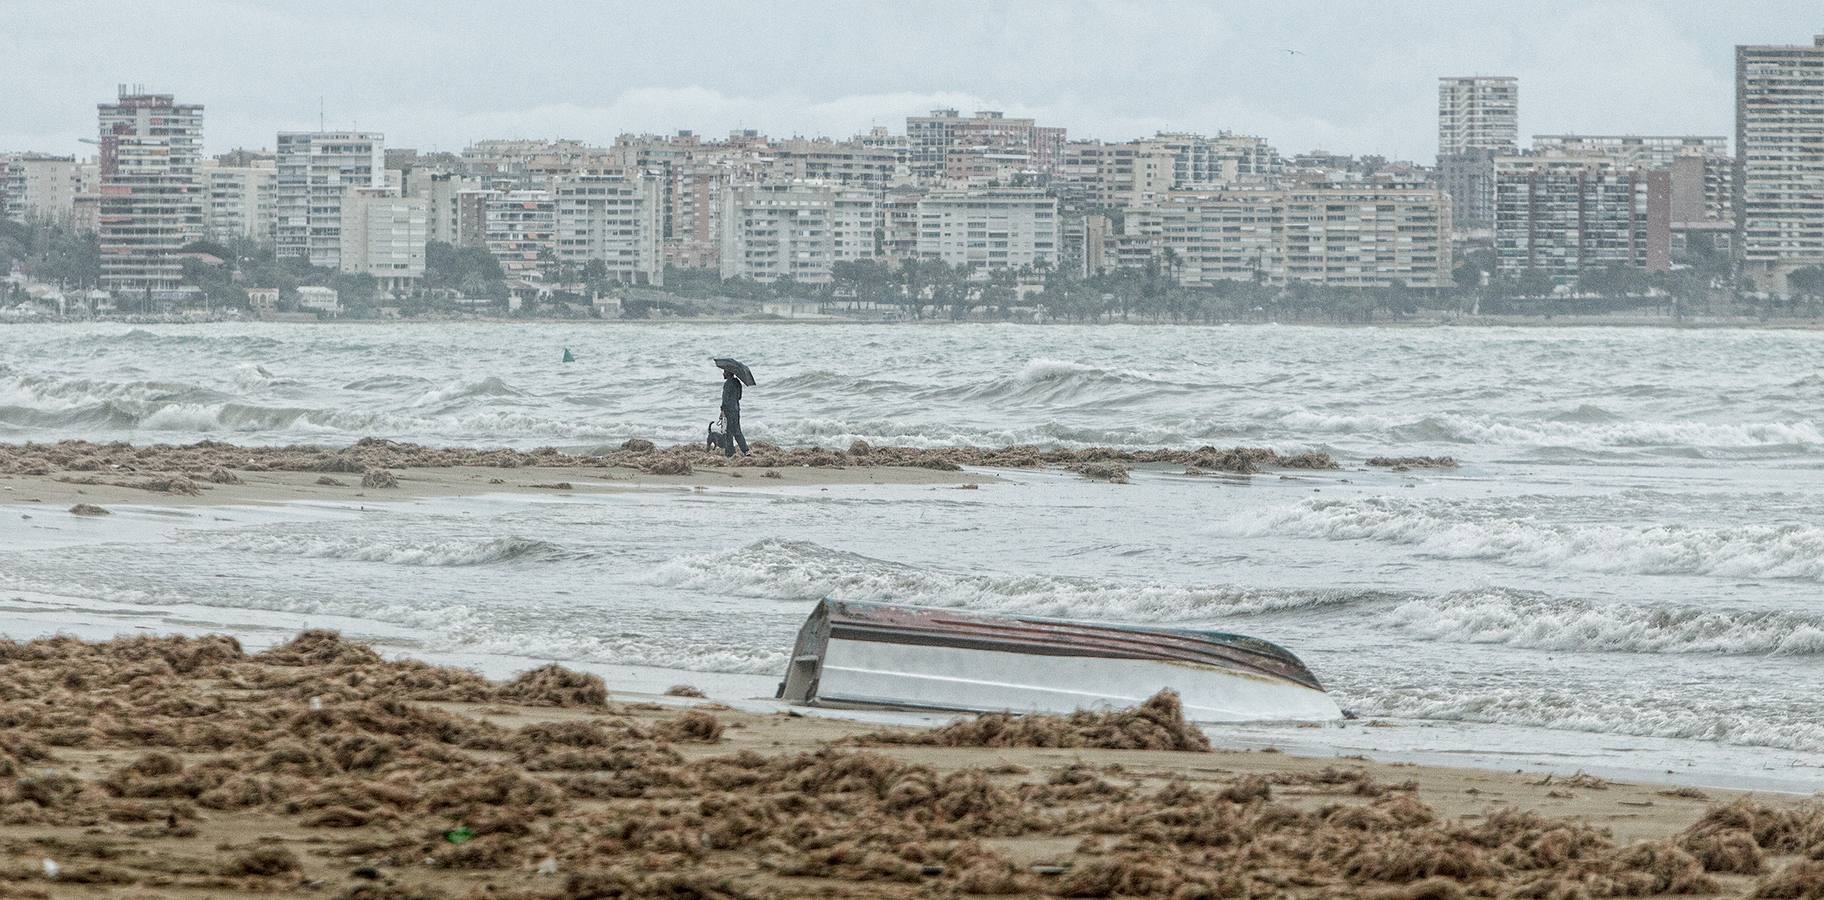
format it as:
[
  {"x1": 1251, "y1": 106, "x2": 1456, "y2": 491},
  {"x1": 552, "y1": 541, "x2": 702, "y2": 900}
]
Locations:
[{"x1": 713, "y1": 357, "x2": 756, "y2": 386}]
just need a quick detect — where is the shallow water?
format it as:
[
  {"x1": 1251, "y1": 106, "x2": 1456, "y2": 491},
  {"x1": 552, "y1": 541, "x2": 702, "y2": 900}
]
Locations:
[{"x1": 2, "y1": 322, "x2": 1822, "y2": 784}]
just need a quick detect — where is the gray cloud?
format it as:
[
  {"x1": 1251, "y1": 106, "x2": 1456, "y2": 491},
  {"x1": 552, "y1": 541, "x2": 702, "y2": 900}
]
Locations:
[{"x1": 2, "y1": 0, "x2": 1817, "y2": 159}]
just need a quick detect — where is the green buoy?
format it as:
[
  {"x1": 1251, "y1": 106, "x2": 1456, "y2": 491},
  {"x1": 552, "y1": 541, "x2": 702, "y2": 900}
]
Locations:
[{"x1": 562, "y1": 347, "x2": 575, "y2": 363}]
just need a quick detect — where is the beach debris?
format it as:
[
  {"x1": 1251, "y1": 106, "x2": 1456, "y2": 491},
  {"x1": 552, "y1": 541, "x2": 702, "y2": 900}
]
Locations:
[
  {"x1": 69, "y1": 503, "x2": 110, "y2": 516},
  {"x1": 528, "y1": 481, "x2": 573, "y2": 490},
  {"x1": 762, "y1": 470, "x2": 782, "y2": 479},
  {"x1": 315, "y1": 475, "x2": 346, "y2": 486},
  {"x1": 665, "y1": 684, "x2": 706, "y2": 698},
  {"x1": 225, "y1": 846, "x2": 301, "y2": 877},
  {"x1": 499, "y1": 663, "x2": 609, "y2": 707},
  {"x1": 361, "y1": 468, "x2": 399, "y2": 489},
  {"x1": 41, "y1": 858, "x2": 59, "y2": 879},
  {"x1": 1368, "y1": 455, "x2": 1458, "y2": 468},
  {"x1": 206, "y1": 466, "x2": 244, "y2": 484},
  {"x1": 308, "y1": 695, "x2": 324, "y2": 712},
  {"x1": 1069, "y1": 461, "x2": 1130, "y2": 483},
  {"x1": 848, "y1": 439, "x2": 872, "y2": 456},
  {"x1": 856, "y1": 689, "x2": 1212, "y2": 752},
  {"x1": 644, "y1": 456, "x2": 693, "y2": 476},
  {"x1": 654, "y1": 709, "x2": 724, "y2": 743},
  {"x1": 0, "y1": 629, "x2": 1813, "y2": 899},
  {"x1": 619, "y1": 438, "x2": 655, "y2": 452}
]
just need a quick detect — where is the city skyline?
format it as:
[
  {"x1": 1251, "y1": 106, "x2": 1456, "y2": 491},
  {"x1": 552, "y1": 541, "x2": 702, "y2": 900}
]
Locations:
[{"x1": 4, "y1": 0, "x2": 1820, "y2": 161}]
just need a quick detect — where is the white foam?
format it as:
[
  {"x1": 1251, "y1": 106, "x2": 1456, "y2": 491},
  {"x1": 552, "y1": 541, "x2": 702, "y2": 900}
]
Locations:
[
  {"x1": 1245, "y1": 496, "x2": 1824, "y2": 582},
  {"x1": 210, "y1": 533, "x2": 571, "y2": 566},
  {"x1": 1385, "y1": 591, "x2": 1824, "y2": 655},
  {"x1": 645, "y1": 539, "x2": 1364, "y2": 622}
]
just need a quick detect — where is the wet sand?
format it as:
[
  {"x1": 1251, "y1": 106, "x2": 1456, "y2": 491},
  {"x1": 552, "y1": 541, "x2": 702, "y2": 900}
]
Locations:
[{"x1": 0, "y1": 631, "x2": 1818, "y2": 899}]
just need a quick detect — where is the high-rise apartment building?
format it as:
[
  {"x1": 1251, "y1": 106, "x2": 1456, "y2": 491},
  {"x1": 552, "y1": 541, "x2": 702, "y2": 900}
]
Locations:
[
  {"x1": 915, "y1": 188, "x2": 1059, "y2": 270},
  {"x1": 484, "y1": 190, "x2": 556, "y2": 279},
  {"x1": 1531, "y1": 134, "x2": 1734, "y2": 257},
  {"x1": 1439, "y1": 77, "x2": 1519, "y2": 154},
  {"x1": 96, "y1": 88, "x2": 205, "y2": 292},
  {"x1": 1494, "y1": 156, "x2": 1670, "y2": 285},
  {"x1": 718, "y1": 181, "x2": 879, "y2": 283},
  {"x1": 1438, "y1": 76, "x2": 1518, "y2": 236},
  {"x1": 1736, "y1": 34, "x2": 1824, "y2": 293},
  {"x1": 338, "y1": 187, "x2": 428, "y2": 292},
  {"x1": 200, "y1": 158, "x2": 276, "y2": 244},
  {"x1": 554, "y1": 173, "x2": 665, "y2": 285},
  {"x1": 275, "y1": 131, "x2": 384, "y2": 268}
]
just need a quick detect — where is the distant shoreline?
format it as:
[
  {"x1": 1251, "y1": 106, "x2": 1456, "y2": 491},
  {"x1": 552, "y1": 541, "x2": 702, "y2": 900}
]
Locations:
[{"x1": 4, "y1": 314, "x2": 1824, "y2": 330}]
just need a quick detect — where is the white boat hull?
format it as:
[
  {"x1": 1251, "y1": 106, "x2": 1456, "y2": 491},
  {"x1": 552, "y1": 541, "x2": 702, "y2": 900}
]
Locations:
[{"x1": 779, "y1": 600, "x2": 1342, "y2": 724}]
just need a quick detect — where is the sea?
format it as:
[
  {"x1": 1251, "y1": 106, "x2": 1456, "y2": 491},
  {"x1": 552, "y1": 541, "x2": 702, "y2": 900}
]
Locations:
[{"x1": 3, "y1": 322, "x2": 1822, "y2": 789}]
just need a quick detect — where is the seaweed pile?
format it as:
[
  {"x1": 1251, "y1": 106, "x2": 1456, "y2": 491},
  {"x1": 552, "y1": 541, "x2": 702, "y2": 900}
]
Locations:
[
  {"x1": 0, "y1": 438, "x2": 1371, "y2": 490},
  {"x1": 1, "y1": 630, "x2": 1816, "y2": 899}
]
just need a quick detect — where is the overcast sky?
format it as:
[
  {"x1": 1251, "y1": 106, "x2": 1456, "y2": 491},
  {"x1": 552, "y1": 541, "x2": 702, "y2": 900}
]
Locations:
[{"x1": 3, "y1": 1, "x2": 1819, "y2": 161}]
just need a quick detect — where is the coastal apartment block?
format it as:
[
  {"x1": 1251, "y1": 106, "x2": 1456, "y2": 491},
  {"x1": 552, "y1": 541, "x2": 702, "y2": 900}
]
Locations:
[
  {"x1": 718, "y1": 181, "x2": 879, "y2": 284},
  {"x1": 1531, "y1": 134, "x2": 1734, "y2": 257},
  {"x1": 554, "y1": 173, "x2": 665, "y2": 285},
  {"x1": 275, "y1": 131, "x2": 385, "y2": 269},
  {"x1": 915, "y1": 188, "x2": 1059, "y2": 271},
  {"x1": 2, "y1": 154, "x2": 81, "y2": 226},
  {"x1": 338, "y1": 187, "x2": 429, "y2": 292},
  {"x1": 1736, "y1": 34, "x2": 1824, "y2": 294},
  {"x1": 1122, "y1": 182, "x2": 1451, "y2": 289},
  {"x1": 1494, "y1": 156, "x2": 1670, "y2": 284},
  {"x1": 200, "y1": 158, "x2": 276, "y2": 244},
  {"x1": 96, "y1": 88, "x2": 206, "y2": 292},
  {"x1": 484, "y1": 190, "x2": 556, "y2": 279}
]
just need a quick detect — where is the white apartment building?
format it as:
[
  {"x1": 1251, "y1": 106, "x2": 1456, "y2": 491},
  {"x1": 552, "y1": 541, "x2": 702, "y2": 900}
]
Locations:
[
  {"x1": 1438, "y1": 77, "x2": 1519, "y2": 155},
  {"x1": 554, "y1": 173, "x2": 664, "y2": 285},
  {"x1": 275, "y1": 131, "x2": 384, "y2": 268},
  {"x1": 338, "y1": 187, "x2": 428, "y2": 293},
  {"x1": 96, "y1": 89, "x2": 206, "y2": 292},
  {"x1": 200, "y1": 159, "x2": 276, "y2": 244},
  {"x1": 484, "y1": 190, "x2": 556, "y2": 279},
  {"x1": 3, "y1": 155, "x2": 79, "y2": 225},
  {"x1": 1125, "y1": 183, "x2": 1450, "y2": 289},
  {"x1": 1438, "y1": 76, "x2": 1518, "y2": 236},
  {"x1": 1280, "y1": 183, "x2": 1452, "y2": 289},
  {"x1": 718, "y1": 181, "x2": 878, "y2": 284},
  {"x1": 915, "y1": 188, "x2": 1059, "y2": 271},
  {"x1": 1736, "y1": 34, "x2": 1824, "y2": 293}
]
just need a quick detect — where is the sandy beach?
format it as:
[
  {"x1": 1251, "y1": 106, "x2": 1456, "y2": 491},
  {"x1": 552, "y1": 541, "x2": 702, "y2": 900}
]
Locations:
[{"x1": 0, "y1": 629, "x2": 1817, "y2": 899}]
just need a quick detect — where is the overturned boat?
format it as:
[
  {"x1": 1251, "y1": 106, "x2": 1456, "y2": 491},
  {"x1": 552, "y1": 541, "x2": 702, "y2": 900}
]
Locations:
[{"x1": 777, "y1": 599, "x2": 1341, "y2": 723}]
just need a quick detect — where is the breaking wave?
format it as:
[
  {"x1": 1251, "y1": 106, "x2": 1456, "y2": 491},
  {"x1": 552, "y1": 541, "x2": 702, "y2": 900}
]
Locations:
[
  {"x1": 211, "y1": 533, "x2": 580, "y2": 566},
  {"x1": 646, "y1": 539, "x2": 1377, "y2": 621},
  {"x1": 1354, "y1": 684, "x2": 1824, "y2": 753},
  {"x1": 1385, "y1": 589, "x2": 1824, "y2": 655},
  {"x1": 1243, "y1": 497, "x2": 1824, "y2": 581}
]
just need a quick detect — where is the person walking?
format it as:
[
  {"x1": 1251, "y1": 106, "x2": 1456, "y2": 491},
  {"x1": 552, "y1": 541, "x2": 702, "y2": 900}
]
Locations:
[{"x1": 719, "y1": 367, "x2": 750, "y2": 457}]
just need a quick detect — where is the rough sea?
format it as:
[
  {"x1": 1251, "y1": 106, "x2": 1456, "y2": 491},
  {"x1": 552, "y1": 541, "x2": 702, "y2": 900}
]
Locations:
[{"x1": 3, "y1": 322, "x2": 1821, "y2": 788}]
